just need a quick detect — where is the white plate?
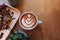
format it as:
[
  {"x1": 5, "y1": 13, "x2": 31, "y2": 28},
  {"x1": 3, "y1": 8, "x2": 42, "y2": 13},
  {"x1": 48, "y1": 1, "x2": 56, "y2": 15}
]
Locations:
[{"x1": 0, "y1": 1, "x2": 20, "y2": 40}]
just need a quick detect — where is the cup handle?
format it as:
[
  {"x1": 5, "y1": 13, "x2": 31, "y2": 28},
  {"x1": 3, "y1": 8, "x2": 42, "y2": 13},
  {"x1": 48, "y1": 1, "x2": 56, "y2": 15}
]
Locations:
[{"x1": 37, "y1": 20, "x2": 42, "y2": 24}]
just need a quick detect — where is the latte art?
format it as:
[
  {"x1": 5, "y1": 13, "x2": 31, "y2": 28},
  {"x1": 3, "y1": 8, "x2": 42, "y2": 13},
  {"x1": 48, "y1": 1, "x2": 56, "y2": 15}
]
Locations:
[{"x1": 20, "y1": 13, "x2": 37, "y2": 28}]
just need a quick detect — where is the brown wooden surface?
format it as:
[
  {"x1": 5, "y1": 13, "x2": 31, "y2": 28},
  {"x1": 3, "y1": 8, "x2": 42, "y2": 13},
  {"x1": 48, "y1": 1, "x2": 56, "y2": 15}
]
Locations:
[{"x1": 13, "y1": 0, "x2": 60, "y2": 40}]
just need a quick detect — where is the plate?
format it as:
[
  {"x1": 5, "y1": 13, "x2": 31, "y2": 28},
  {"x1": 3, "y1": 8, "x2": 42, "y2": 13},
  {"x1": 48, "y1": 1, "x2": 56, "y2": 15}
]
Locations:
[{"x1": 0, "y1": 1, "x2": 20, "y2": 40}]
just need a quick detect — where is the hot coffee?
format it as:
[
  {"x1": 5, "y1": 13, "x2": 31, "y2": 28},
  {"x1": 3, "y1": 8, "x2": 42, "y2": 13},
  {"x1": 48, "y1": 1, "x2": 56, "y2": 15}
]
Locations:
[{"x1": 19, "y1": 12, "x2": 38, "y2": 30}]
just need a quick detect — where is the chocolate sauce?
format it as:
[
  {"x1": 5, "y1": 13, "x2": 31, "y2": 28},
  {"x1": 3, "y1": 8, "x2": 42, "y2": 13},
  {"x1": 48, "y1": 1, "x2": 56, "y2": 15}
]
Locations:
[
  {"x1": 0, "y1": 5, "x2": 14, "y2": 31},
  {"x1": 0, "y1": 33, "x2": 4, "y2": 39}
]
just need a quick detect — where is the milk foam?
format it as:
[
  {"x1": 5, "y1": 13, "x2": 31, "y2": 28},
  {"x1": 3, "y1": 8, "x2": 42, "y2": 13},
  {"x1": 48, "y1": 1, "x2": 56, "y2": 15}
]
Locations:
[
  {"x1": 22, "y1": 18, "x2": 35, "y2": 27},
  {"x1": 21, "y1": 14, "x2": 35, "y2": 27}
]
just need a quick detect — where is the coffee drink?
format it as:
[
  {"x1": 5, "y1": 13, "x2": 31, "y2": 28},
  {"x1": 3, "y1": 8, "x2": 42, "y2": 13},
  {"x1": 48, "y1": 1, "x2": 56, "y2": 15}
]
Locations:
[{"x1": 19, "y1": 12, "x2": 38, "y2": 30}]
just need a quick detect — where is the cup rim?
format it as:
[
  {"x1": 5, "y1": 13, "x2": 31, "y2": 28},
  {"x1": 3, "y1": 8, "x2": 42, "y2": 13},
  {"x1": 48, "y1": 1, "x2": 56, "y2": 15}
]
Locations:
[{"x1": 19, "y1": 12, "x2": 38, "y2": 30}]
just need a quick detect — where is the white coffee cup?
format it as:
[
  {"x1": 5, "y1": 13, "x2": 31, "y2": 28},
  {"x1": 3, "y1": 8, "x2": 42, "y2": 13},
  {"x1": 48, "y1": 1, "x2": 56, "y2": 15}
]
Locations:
[{"x1": 19, "y1": 12, "x2": 42, "y2": 30}]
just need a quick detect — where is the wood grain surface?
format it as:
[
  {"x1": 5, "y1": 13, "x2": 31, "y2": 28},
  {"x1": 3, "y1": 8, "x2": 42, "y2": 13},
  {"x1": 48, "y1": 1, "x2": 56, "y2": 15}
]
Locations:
[{"x1": 13, "y1": 0, "x2": 60, "y2": 40}]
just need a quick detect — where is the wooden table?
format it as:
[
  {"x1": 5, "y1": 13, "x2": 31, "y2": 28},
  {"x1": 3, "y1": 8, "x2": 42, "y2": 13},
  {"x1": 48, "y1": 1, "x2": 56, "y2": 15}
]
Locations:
[{"x1": 12, "y1": 0, "x2": 60, "y2": 40}]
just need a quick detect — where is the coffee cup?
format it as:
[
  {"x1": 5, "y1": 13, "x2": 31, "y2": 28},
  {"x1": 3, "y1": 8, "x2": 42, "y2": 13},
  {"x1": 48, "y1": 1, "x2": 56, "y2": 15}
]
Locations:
[{"x1": 19, "y1": 12, "x2": 42, "y2": 30}]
